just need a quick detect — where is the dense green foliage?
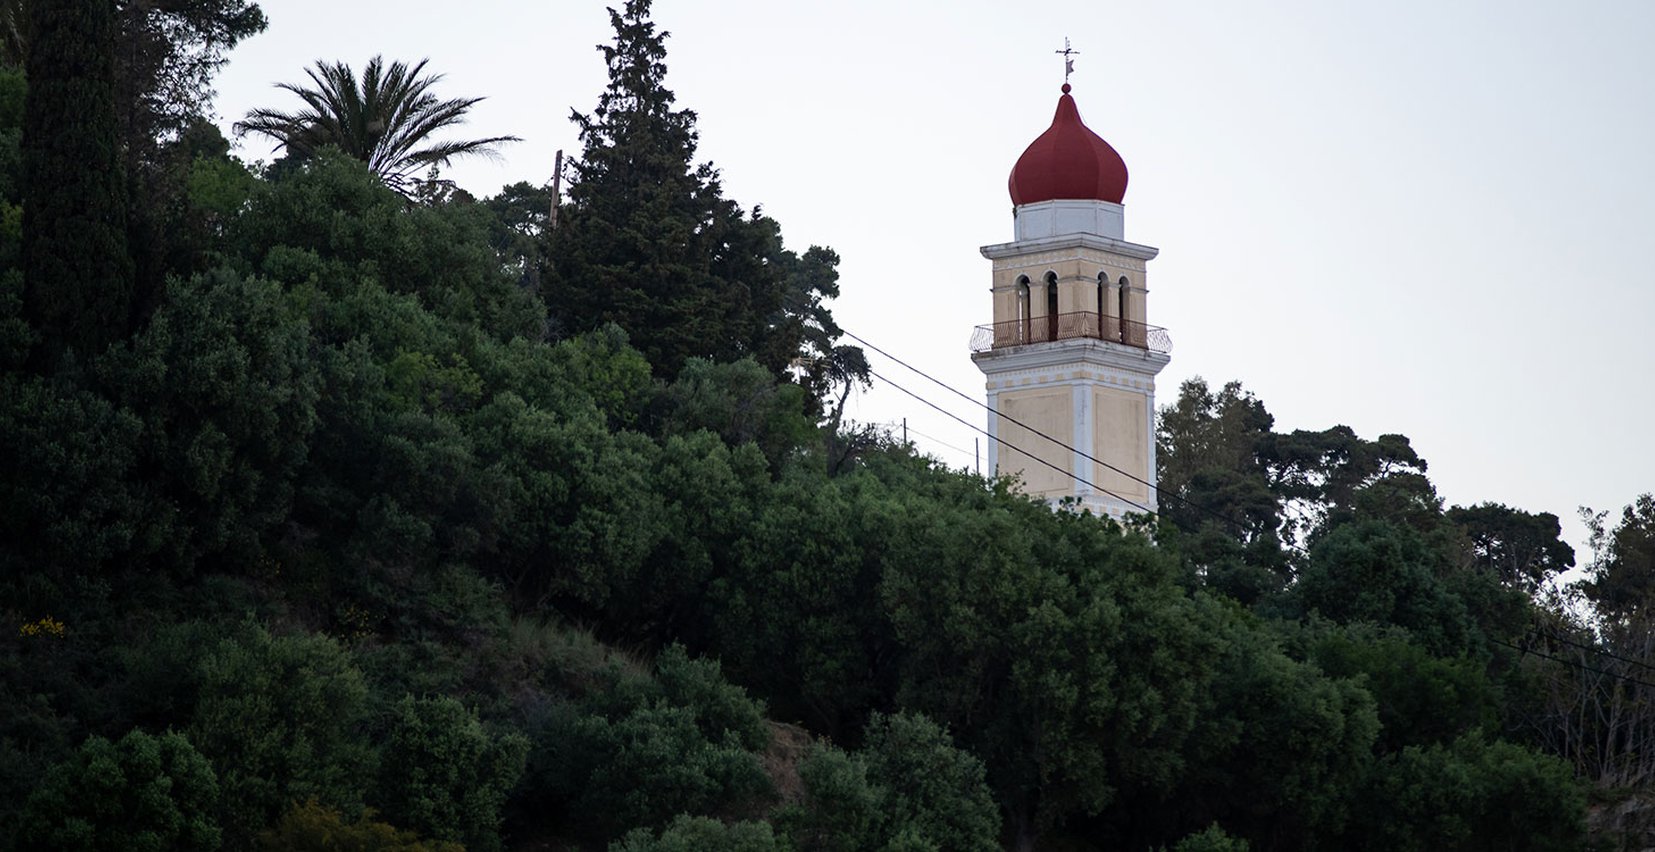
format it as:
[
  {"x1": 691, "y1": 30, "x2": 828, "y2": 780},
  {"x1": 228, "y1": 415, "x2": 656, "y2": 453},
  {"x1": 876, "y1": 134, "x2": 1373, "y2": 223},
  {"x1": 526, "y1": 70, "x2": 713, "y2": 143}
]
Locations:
[
  {"x1": 21, "y1": 0, "x2": 133, "y2": 366},
  {"x1": 612, "y1": 815, "x2": 782, "y2": 852},
  {"x1": 19, "y1": 729, "x2": 221, "y2": 851},
  {"x1": 0, "y1": 1, "x2": 1637, "y2": 850},
  {"x1": 779, "y1": 712, "x2": 1000, "y2": 851},
  {"x1": 1346, "y1": 733, "x2": 1586, "y2": 852},
  {"x1": 1164, "y1": 825, "x2": 1251, "y2": 852},
  {"x1": 257, "y1": 799, "x2": 464, "y2": 852},
  {"x1": 190, "y1": 623, "x2": 371, "y2": 847},
  {"x1": 375, "y1": 695, "x2": 527, "y2": 851}
]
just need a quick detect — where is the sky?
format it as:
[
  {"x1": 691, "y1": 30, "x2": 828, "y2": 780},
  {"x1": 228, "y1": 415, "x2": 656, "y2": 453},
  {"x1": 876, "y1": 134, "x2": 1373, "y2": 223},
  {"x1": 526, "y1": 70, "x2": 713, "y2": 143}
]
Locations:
[{"x1": 211, "y1": 1, "x2": 1655, "y2": 559}]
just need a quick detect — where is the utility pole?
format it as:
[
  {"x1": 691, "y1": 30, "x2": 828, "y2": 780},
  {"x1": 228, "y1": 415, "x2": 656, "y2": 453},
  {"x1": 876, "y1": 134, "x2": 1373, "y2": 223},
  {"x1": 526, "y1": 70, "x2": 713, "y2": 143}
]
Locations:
[
  {"x1": 975, "y1": 438, "x2": 980, "y2": 475},
  {"x1": 549, "y1": 149, "x2": 563, "y2": 232},
  {"x1": 902, "y1": 418, "x2": 908, "y2": 445}
]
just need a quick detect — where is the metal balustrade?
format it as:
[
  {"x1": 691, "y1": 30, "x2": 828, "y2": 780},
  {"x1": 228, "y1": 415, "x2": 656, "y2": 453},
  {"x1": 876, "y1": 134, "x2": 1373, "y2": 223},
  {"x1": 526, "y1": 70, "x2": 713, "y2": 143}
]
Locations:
[{"x1": 969, "y1": 312, "x2": 1172, "y2": 354}]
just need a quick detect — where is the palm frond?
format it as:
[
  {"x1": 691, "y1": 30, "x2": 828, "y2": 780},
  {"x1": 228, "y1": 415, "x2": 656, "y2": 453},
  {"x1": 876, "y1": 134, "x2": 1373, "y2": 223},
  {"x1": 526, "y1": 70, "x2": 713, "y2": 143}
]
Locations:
[{"x1": 234, "y1": 54, "x2": 519, "y2": 197}]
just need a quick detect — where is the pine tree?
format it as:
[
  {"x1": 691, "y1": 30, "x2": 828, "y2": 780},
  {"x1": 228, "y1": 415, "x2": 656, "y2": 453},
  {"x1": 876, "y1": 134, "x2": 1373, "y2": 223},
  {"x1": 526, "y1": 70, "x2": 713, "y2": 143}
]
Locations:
[
  {"x1": 21, "y1": 0, "x2": 133, "y2": 368},
  {"x1": 547, "y1": 0, "x2": 848, "y2": 385}
]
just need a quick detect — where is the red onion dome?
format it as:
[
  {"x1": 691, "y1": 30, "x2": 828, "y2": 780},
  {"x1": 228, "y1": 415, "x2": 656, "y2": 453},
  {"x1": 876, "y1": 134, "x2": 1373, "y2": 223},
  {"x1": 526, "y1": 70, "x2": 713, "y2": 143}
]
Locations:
[{"x1": 1008, "y1": 84, "x2": 1129, "y2": 206}]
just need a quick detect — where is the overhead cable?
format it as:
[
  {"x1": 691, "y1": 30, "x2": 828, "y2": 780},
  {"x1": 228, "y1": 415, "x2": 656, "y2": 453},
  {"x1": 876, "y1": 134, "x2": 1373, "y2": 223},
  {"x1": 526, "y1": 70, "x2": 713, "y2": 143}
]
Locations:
[
  {"x1": 868, "y1": 367, "x2": 1156, "y2": 516},
  {"x1": 845, "y1": 328, "x2": 1250, "y2": 533}
]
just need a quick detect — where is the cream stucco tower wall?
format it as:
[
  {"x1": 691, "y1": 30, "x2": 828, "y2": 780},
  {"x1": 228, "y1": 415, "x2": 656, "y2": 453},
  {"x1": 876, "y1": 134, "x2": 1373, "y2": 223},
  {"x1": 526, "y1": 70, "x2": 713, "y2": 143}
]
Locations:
[{"x1": 970, "y1": 88, "x2": 1170, "y2": 517}]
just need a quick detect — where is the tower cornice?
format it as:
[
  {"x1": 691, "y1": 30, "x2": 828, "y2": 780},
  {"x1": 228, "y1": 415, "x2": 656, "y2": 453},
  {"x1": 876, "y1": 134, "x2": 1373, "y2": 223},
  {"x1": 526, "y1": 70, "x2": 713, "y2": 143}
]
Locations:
[
  {"x1": 980, "y1": 232, "x2": 1159, "y2": 262},
  {"x1": 971, "y1": 336, "x2": 1170, "y2": 378}
]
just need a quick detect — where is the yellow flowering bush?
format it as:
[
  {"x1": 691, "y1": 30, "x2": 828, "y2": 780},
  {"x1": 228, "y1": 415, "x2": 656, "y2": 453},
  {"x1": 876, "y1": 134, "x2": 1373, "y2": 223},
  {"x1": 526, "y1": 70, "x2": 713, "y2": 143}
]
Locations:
[{"x1": 19, "y1": 616, "x2": 65, "y2": 638}]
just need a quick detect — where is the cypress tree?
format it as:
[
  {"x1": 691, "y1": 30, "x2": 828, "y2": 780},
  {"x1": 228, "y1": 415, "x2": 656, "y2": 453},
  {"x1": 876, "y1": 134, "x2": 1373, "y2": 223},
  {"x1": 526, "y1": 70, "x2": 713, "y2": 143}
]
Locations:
[
  {"x1": 21, "y1": 0, "x2": 134, "y2": 368},
  {"x1": 547, "y1": 0, "x2": 846, "y2": 383}
]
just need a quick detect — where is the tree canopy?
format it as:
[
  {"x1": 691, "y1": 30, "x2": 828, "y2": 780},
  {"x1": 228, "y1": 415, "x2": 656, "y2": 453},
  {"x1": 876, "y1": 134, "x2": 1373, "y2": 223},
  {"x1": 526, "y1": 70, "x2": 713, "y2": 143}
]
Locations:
[{"x1": 237, "y1": 55, "x2": 518, "y2": 196}]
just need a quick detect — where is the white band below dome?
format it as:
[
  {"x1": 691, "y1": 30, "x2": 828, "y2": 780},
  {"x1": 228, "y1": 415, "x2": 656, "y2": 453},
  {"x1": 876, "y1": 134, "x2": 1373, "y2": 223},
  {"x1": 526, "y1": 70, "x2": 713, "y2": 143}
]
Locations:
[{"x1": 1013, "y1": 199, "x2": 1125, "y2": 241}]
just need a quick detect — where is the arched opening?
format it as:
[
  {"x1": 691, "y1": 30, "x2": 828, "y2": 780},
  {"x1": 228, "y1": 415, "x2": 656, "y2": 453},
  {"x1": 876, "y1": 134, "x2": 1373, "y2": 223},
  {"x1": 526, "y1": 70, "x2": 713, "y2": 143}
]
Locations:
[
  {"x1": 1096, "y1": 272, "x2": 1108, "y2": 339},
  {"x1": 1015, "y1": 276, "x2": 1031, "y2": 344},
  {"x1": 1118, "y1": 276, "x2": 1134, "y2": 345},
  {"x1": 1045, "y1": 271, "x2": 1059, "y2": 341}
]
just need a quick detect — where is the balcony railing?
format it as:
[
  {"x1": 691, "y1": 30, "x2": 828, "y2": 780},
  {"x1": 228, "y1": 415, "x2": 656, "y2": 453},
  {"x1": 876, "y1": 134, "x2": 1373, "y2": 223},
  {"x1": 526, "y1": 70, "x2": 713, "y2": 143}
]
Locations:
[{"x1": 970, "y1": 311, "x2": 1173, "y2": 354}]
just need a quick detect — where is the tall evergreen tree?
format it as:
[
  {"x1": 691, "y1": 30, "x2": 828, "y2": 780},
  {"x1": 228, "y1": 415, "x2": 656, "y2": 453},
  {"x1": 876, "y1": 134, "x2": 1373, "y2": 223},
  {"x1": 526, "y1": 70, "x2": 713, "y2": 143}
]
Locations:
[
  {"x1": 547, "y1": 0, "x2": 849, "y2": 384},
  {"x1": 21, "y1": 0, "x2": 133, "y2": 367}
]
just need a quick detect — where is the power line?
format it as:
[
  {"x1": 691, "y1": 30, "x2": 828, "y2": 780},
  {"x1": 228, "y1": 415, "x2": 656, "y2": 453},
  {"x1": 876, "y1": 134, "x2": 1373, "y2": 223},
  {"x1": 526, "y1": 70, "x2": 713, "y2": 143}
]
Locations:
[
  {"x1": 1492, "y1": 636, "x2": 1655, "y2": 692},
  {"x1": 869, "y1": 368, "x2": 1156, "y2": 516},
  {"x1": 845, "y1": 328, "x2": 1251, "y2": 534},
  {"x1": 848, "y1": 329, "x2": 1156, "y2": 488},
  {"x1": 866, "y1": 421, "x2": 975, "y2": 459},
  {"x1": 904, "y1": 426, "x2": 976, "y2": 459},
  {"x1": 1529, "y1": 624, "x2": 1655, "y2": 676}
]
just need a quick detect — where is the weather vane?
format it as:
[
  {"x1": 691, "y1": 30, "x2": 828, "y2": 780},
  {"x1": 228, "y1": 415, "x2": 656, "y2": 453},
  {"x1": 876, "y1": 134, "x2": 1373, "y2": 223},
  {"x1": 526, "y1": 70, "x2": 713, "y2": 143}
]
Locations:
[{"x1": 1056, "y1": 38, "x2": 1079, "y2": 85}]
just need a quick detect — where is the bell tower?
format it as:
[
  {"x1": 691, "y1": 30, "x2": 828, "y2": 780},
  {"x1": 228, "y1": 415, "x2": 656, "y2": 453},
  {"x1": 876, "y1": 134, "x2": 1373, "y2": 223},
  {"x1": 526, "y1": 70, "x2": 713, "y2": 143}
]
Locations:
[{"x1": 970, "y1": 82, "x2": 1171, "y2": 517}]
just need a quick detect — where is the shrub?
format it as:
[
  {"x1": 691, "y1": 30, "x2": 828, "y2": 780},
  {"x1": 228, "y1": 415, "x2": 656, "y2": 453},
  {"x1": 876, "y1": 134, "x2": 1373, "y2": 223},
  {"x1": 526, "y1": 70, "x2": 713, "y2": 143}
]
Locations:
[
  {"x1": 18, "y1": 729, "x2": 220, "y2": 851},
  {"x1": 611, "y1": 814, "x2": 782, "y2": 852},
  {"x1": 374, "y1": 695, "x2": 528, "y2": 852},
  {"x1": 259, "y1": 798, "x2": 463, "y2": 852},
  {"x1": 189, "y1": 623, "x2": 370, "y2": 846},
  {"x1": 780, "y1": 713, "x2": 999, "y2": 852}
]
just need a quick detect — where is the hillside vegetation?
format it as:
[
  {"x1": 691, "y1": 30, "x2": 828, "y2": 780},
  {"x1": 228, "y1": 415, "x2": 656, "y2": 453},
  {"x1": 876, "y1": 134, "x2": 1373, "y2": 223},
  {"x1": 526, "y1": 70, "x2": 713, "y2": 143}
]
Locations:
[{"x1": 2, "y1": 2, "x2": 1650, "y2": 850}]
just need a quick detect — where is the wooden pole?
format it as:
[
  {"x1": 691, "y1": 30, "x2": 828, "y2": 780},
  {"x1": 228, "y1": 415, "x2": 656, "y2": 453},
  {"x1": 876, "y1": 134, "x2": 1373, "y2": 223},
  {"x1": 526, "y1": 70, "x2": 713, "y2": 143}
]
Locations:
[{"x1": 549, "y1": 149, "x2": 563, "y2": 232}]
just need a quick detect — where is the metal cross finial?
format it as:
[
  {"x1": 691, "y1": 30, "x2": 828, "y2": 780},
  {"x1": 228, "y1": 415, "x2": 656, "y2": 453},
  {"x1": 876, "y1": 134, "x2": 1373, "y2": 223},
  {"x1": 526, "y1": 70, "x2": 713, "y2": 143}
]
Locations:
[{"x1": 1055, "y1": 38, "x2": 1079, "y2": 84}]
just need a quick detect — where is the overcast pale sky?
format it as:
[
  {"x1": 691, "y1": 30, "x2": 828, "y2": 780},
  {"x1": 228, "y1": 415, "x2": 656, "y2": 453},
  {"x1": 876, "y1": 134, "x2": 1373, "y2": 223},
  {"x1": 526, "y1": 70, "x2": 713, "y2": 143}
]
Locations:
[{"x1": 212, "y1": 1, "x2": 1655, "y2": 558}]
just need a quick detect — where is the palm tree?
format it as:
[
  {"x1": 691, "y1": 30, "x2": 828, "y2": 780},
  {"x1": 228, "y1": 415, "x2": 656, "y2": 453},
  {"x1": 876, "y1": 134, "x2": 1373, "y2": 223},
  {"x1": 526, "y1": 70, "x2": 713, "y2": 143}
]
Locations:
[{"x1": 236, "y1": 55, "x2": 519, "y2": 195}]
